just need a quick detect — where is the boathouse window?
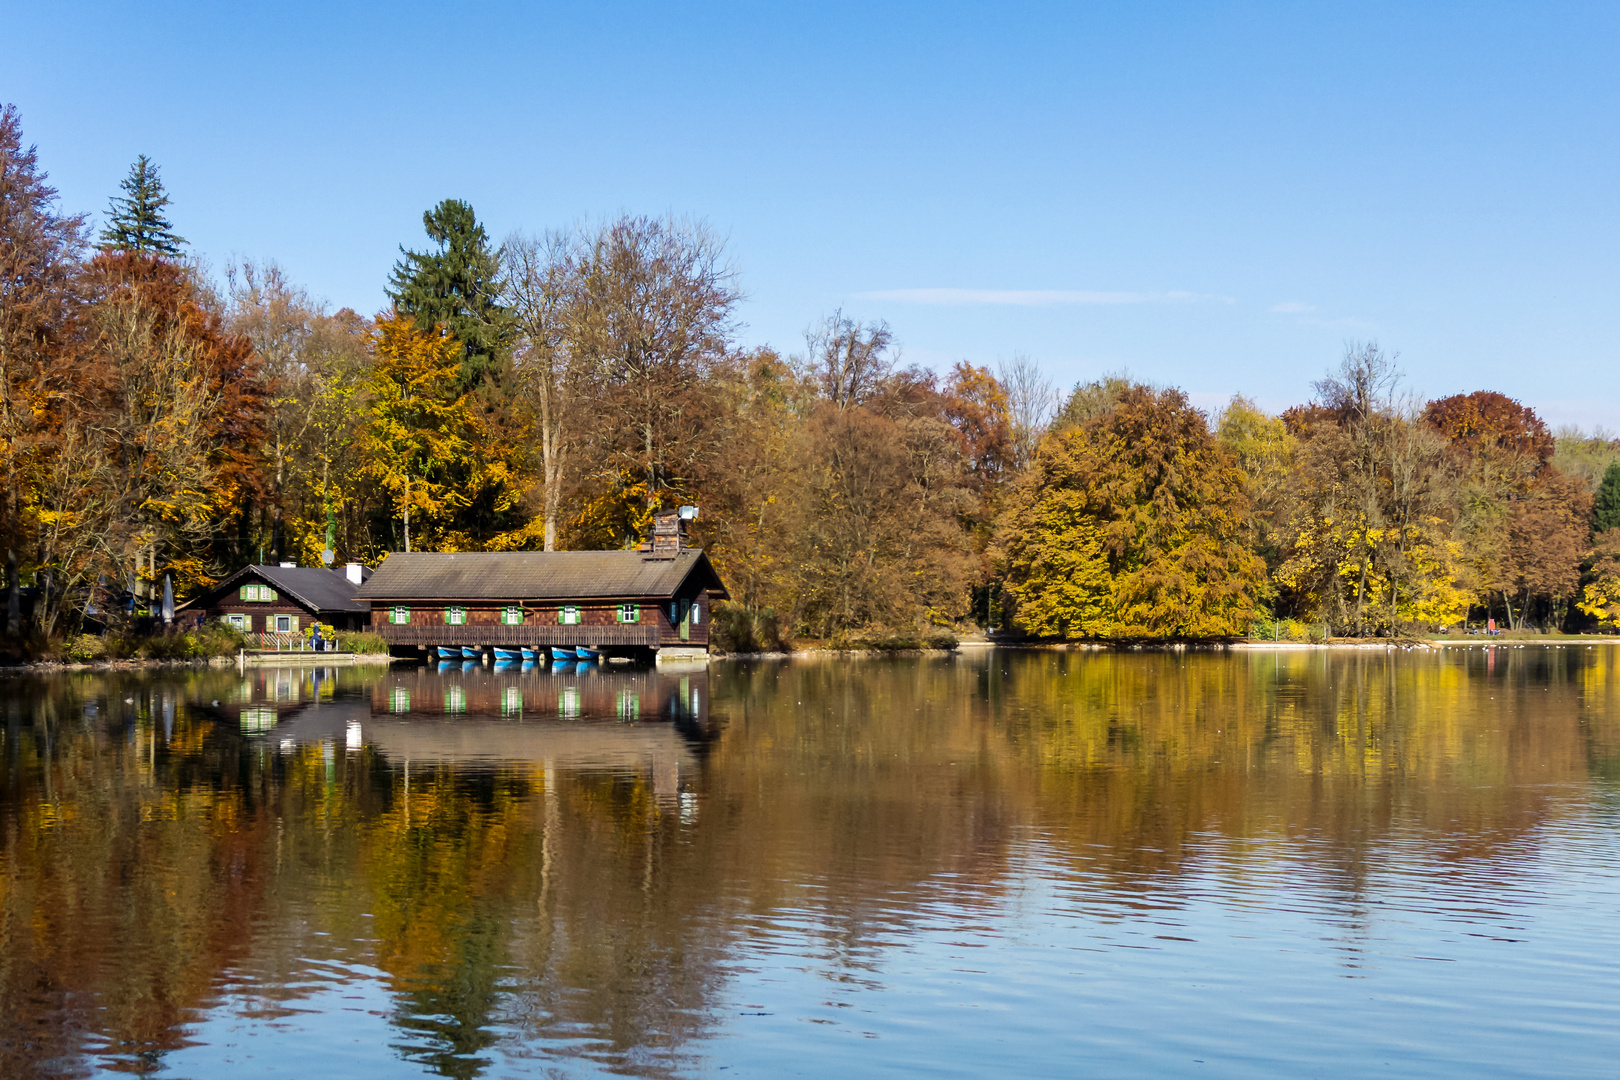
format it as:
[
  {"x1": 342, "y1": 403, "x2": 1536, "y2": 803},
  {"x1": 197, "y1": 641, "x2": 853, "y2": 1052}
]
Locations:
[
  {"x1": 691, "y1": 602, "x2": 702, "y2": 624},
  {"x1": 618, "y1": 604, "x2": 640, "y2": 623},
  {"x1": 389, "y1": 606, "x2": 411, "y2": 624},
  {"x1": 275, "y1": 615, "x2": 297, "y2": 633},
  {"x1": 240, "y1": 584, "x2": 276, "y2": 602},
  {"x1": 501, "y1": 605, "x2": 524, "y2": 625},
  {"x1": 226, "y1": 613, "x2": 246, "y2": 630},
  {"x1": 444, "y1": 606, "x2": 467, "y2": 625},
  {"x1": 558, "y1": 606, "x2": 581, "y2": 625}
]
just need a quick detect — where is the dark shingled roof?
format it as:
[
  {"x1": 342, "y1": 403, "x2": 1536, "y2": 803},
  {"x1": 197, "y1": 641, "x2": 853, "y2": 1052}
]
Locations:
[
  {"x1": 353, "y1": 549, "x2": 728, "y2": 602},
  {"x1": 182, "y1": 564, "x2": 372, "y2": 614}
]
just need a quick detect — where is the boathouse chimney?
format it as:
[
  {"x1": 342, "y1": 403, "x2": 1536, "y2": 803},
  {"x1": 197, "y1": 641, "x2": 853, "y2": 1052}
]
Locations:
[{"x1": 640, "y1": 506, "x2": 696, "y2": 559}]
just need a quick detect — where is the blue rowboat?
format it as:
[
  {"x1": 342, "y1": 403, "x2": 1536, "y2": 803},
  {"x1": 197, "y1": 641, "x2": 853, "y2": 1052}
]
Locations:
[
  {"x1": 493, "y1": 647, "x2": 522, "y2": 661},
  {"x1": 550, "y1": 647, "x2": 574, "y2": 661},
  {"x1": 520, "y1": 647, "x2": 539, "y2": 661},
  {"x1": 575, "y1": 646, "x2": 600, "y2": 661},
  {"x1": 435, "y1": 646, "x2": 459, "y2": 660},
  {"x1": 460, "y1": 646, "x2": 481, "y2": 660}
]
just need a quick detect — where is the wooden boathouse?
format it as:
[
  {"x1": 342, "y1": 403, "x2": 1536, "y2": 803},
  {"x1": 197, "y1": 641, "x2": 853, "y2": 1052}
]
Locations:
[{"x1": 354, "y1": 523, "x2": 728, "y2": 660}]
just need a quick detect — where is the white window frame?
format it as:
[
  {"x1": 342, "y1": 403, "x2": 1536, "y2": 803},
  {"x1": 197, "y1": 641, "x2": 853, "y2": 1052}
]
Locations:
[
  {"x1": 226, "y1": 613, "x2": 246, "y2": 630},
  {"x1": 444, "y1": 605, "x2": 467, "y2": 625},
  {"x1": 275, "y1": 615, "x2": 292, "y2": 633},
  {"x1": 502, "y1": 605, "x2": 524, "y2": 625},
  {"x1": 390, "y1": 606, "x2": 410, "y2": 624},
  {"x1": 559, "y1": 605, "x2": 581, "y2": 626},
  {"x1": 618, "y1": 604, "x2": 640, "y2": 624}
]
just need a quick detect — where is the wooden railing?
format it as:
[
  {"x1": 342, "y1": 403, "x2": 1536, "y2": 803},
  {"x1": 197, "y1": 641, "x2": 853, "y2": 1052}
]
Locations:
[
  {"x1": 377, "y1": 623, "x2": 662, "y2": 648},
  {"x1": 246, "y1": 632, "x2": 346, "y2": 652}
]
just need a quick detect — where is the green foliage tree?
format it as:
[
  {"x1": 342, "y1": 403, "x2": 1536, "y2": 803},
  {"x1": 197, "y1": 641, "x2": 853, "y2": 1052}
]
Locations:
[
  {"x1": 1593, "y1": 462, "x2": 1620, "y2": 533},
  {"x1": 100, "y1": 155, "x2": 185, "y2": 256},
  {"x1": 995, "y1": 384, "x2": 1266, "y2": 639},
  {"x1": 388, "y1": 199, "x2": 509, "y2": 391}
]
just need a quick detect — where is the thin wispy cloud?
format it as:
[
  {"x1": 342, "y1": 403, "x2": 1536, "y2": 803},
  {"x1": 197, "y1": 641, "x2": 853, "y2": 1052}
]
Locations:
[{"x1": 860, "y1": 288, "x2": 1227, "y2": 306}]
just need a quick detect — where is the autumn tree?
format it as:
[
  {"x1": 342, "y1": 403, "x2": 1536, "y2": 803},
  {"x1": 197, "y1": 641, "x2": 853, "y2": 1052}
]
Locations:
[
  {"x1": 1493, "y1": 469, "x2": 1590, "y2": 629},
  {"x1": 0, "y1": 103, "x2": 86, "y2": 564},
  {"x1": 565, "y1": 215, "x2": 740, "y2": 547},
  {"x1": 1215, "y1": 396, "x2": 1294, "y2": 571},
  {"x1": 994, "y1": 384, "x2": 1265, "y2": 639},
  {"x1": 100, "y1": 155, "x2": 184, "y2": 256},
  {"x1": 360, "y1": 311, "x2": 482, "y2": 552},
  {"x1": 1275, "y1": 344, "x2": 1466, "y2": 635}
]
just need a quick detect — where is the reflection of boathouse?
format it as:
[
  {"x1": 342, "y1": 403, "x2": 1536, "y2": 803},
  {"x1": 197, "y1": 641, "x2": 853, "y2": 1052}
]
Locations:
[
  {"x1": 210, "y1": 664, "x2": 712, "y2": 801},
  {"x1": 356, "y1": 510, "x2": 727, "y2": 659}
]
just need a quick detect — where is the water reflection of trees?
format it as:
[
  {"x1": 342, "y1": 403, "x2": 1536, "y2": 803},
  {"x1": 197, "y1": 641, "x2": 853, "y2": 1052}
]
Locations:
[{"x1": 1, "y1": 648, "x2": 1616, "y2": 1077}]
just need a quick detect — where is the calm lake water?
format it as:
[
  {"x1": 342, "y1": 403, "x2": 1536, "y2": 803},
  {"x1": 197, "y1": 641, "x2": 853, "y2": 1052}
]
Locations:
[{"x1": 2, "y1": 646, "x2": 1619, "y2": 1078}]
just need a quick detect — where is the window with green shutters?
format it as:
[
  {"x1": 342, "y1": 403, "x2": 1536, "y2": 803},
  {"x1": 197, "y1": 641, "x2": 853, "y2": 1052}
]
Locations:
[
  {"x1": 558, "y1": 606, "x2": 581, "y2": 625},
  {"x1": 501, "y1": 605, "x2": 524, "y2": 625},
  {"x1": 618, "y1": 604, "x2": 640, "y2": 623},
  {"x1": 389, "y1": 606, "x2": 411, "y2": 624},
  {"x1": 444, "y1": 606, "x2": 467, "y2": 625},
  {"x1": 240, "y1": 584, "x2": 277, "y2": 602}
]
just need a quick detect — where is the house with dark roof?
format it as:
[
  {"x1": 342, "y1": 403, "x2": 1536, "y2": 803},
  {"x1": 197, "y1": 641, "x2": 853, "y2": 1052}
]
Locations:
[
  {"x1": 180, "y1": 563, "x2": 373, "y2": 639},
  {"x1": 355, "y1": 514, "x2": 728, "y2": 659}
]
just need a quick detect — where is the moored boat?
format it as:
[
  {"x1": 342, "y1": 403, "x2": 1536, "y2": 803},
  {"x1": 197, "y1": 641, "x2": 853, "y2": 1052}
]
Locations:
[
  {"x1": 460, "y1": 646, "x2": 481, "y2": 660},
  {"x1": 435, "y1": 646, "x2": 459, "y2": 660},
  {"x1": 520, "y1": 647, "x2": 539, "y2": 661},
  {"x1": 575, "y1": 646, "x2": 600, "y2": 661},
  {"x1": 549, "y1": 647, "x2": 574, "y2": 661},
  {"x1": 492, "y1": 647, "x2": 522, "y2": 661}
]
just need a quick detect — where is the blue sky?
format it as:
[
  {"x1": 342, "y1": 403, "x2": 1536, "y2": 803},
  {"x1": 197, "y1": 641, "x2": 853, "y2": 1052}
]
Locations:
[{"x1": 6, "y1": 1, "x2": 1618, "y2": 425}]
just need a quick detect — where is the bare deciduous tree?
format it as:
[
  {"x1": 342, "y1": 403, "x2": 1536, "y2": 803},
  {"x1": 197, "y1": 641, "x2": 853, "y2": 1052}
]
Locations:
[
  {"x1": 801, "y1": 311, "x2": 893, "y2": 410},
  {"x1": 503, "y1": 230, "x2": 583, "y2": 550},
  {"x1": 996, "y1": 352, "x2": 1057, "y2": 469}
]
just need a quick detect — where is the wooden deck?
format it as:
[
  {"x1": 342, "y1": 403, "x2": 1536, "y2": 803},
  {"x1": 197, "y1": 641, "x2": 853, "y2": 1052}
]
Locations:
[{"x1": 378, "y1": 623, "x2": 664, "y2": 649}]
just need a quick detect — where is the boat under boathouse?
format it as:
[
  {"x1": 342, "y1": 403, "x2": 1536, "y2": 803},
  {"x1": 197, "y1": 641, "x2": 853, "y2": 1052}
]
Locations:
[{"x1": 355, "y1": 520, "x2": 728, "y2": 661}]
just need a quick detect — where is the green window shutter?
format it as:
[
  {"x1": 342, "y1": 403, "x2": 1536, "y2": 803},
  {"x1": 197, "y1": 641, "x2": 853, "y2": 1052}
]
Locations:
[
  {"x1": 618, "y1": 604, "x2": 639, "y2": 623},
  {"x1": 444, "y1": 606, "x2": 466, "y2": 625},
  {"x1": 503, "y1": 606, "x2": 523, "y2": 625},
  {"x1": 389, "y1": 606, "x2": 411, "y2": 624},
  {"x1": 289, "y1": 616, "x2": 300, "y2": 633}
]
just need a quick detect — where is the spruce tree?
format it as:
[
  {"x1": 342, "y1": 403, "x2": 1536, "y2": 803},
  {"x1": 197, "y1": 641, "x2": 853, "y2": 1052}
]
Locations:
[
  {"x1": 388, "y1": 199, "x2": 510, "y2": 391},
  {"x1": 1594, "y1": 461, "x2": 1620, "y2": 533},
  {"x1": 100, "y1": 155, "x2": 185, "y2": 256}
]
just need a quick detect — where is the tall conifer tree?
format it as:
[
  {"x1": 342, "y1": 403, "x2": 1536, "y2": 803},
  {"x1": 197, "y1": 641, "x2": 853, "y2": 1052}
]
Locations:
[
  {"x1": 1593, "y1": 461, "x2": 1620, "y2": 533},
  {"x1": 388, "y1": 199, "x2": 509, "y2": 391},
  {"x1": 100, "y1": 155, "x2": 185, "y2": 256}
]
